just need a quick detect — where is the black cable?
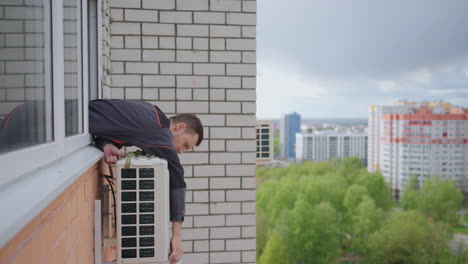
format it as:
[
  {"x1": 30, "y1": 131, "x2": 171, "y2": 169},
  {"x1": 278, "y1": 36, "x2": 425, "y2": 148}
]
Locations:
[{"x1": 105, "y1": 165, "x2": 117, "y2": 232}]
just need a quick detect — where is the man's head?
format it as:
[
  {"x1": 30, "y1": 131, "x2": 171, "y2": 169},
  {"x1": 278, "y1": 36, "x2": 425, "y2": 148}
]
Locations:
[{"x1": 169, "y1": 114, "x2": 203, "y2": 154}]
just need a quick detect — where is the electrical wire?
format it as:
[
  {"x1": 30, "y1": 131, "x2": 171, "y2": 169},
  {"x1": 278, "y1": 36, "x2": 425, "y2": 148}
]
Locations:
[{"x1": 104, "y1": 164, "x2": 117, "y2": 232}]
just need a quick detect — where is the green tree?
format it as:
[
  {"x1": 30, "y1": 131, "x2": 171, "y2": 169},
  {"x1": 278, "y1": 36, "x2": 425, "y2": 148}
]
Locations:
[
  {"x1": 367, "y1": 210, "x2": 452, "y2": 264},
  {"x1": 333, "y1": 157, "x2": 363, "y2": 184},
  {"x1": 301, "y1": 172, "x2": 347, "y2": 213},
  {"x1": 401, "y1": 174, "x2": 420, "y2": 210},
  {"x1": 419, "y1": 176, "x2": 463, "y2": 224},
  {"x1": 455, "y1": 244, "x2": 468, "y2": 264},
  {"x1": 355, "y1": 171, "x2": 393, "y2": 211},
  {"x1": 402, "y1": 176, "x2": 463, "y2": 224},
  {"x1": 289, "y1": 198, "x2": 340, "y2": 264},
  {"x1": 343, "y1": 185, "x2": 368, "y2": 214},
  {"x1": 258, "y1": 176, "x2": 301, "y2": 227},
  {"x1": 258, "y1": 231, "x2": 290, "y2": 264},
  {"x1": 407, "y1": 174, "x2": 421, "y2": 191},
  {"x1": 256, "y1": 211, "x2": 269, "y2": 258},
  {"x1": 257, "y1": 157, "x2": 432, "y2": 263},
  {"x1": 350, "y1": 196, "x2": 383, "y2": 255}
]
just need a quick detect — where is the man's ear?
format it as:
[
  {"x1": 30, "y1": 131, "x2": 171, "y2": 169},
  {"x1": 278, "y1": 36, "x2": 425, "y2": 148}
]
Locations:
[{"x1": 175, "y1": 122, "x2": 187, "y2": 131}]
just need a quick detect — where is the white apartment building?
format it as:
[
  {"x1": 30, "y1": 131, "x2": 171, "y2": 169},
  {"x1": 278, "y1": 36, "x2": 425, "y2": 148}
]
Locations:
[
  {"x1": 368, "y1": 101, "x2": 468, "y2": 199},
  {"x1": 256, "y1": 120, "x2": 273, "y2": 161},
  {"x1": 296, "y1": 133, "x2": 367, "y2": 163}
]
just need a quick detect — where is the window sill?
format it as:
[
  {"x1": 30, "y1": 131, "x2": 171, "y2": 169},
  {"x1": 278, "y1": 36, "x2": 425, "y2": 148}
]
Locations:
[{"x1": 0, "y1": 146, "x2": 103, "y2": 248}]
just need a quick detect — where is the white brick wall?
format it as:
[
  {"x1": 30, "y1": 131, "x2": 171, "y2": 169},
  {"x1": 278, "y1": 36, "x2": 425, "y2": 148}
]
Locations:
[
  {"x1": 211, "y1": 76, "x2": 241, "y2": 88},
  {"x1": 142, "y1": 0, "x2": 175, "y2": 10},
  {"x1": 195, "y1": 12, "x2": 225, "y2": 24},
  {"x1": 107, "y1": 0, "x2": 256, "y2": 262},
  {"x1": 142, "y1": 23, "x2": 175, "y2": 35},
  {"x1": 160, "y1": 11, "x2": 192, "y2": 23},
  {"x1": 211, "y1": 26, "x2": 242, "y2": 37},
  {"x1": 125, "y1": 9, "x2": 158, "y2": 22},
  {"x1": 210, "y1": 0, "x2": 241, "y2": 12}
]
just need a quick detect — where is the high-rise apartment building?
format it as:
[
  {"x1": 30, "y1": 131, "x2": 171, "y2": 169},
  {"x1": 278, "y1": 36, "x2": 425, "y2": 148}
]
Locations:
[
  {"x1": 257, "y1": 120, "x2": 273, "y2": 161},
  {"x1": 368, "y1": 100, "x2": 468, "y2": 198},
  {"x1": 296, "y1": 133, "x2": 367, "y2": 163},
  {"x1": 280, "y1": 112, "x2": 301, "y2": 160}
]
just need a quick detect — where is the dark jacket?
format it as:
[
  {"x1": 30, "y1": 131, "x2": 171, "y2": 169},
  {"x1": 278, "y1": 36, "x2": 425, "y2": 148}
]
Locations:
[{"x1": 89, "y1": 99, "x2": 185, "y2": 222}]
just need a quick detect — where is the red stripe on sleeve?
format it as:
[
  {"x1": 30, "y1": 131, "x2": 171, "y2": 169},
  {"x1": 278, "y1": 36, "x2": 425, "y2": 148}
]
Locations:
[{"x1": 152, "y1": 105, "x2": 162, "y2": 128}]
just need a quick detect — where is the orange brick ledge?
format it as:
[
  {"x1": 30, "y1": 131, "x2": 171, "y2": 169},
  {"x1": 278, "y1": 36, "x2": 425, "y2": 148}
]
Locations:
[{"x1": 0, "y1": 162, "x2": 103, "y2": 264}]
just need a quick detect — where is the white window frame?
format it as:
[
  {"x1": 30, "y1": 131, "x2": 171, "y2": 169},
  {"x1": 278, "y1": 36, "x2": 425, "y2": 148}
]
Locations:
[
  {"x1": 0, "y1": 0, "x2": 98, "y2": 187},
  {"x1": 65, "y1": 0, "x2": 93, "y2": 156}
]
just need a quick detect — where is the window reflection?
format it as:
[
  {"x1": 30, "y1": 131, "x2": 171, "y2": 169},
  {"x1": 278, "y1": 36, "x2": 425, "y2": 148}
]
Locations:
[
  {"x1": 0, "y1": 0, "x2": 52, "y2": 152},
  {"x1": 64, "y1": 0, "x2": 82, "y2": 136}
]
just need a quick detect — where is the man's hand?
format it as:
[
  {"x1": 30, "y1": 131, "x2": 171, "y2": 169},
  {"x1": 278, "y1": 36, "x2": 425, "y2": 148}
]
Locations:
[
  {"x1": 103, "y1": 144, "x2": 126, "y2": 164},
  {"x1": 169, "y1": 222, "x2": 183, "y2": 264}
]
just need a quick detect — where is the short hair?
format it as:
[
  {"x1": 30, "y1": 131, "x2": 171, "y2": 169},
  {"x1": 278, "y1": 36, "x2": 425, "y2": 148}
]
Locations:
[{"x1": 169, "y1": 114, "x2": 204, "y2": 146}]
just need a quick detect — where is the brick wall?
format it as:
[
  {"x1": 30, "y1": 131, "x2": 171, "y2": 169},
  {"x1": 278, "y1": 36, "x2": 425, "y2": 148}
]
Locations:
[
  {"x1": 106, "y1": 0, "x2": 257, "y2": 263},
  {"x1": 0, "y1": 164, "x2": 102, "y2": 264},
  {"x1": 101, "y1": 0, "x2": 112, "y2": 98}
]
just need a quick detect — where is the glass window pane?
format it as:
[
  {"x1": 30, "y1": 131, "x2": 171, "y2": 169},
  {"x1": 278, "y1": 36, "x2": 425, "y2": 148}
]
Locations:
[
  {"x1": 64, "y1": 0, "x2": 82, "y2": 136},
  {"x1": 0, "y1": 0, "x2": 53, "y2": 153}
]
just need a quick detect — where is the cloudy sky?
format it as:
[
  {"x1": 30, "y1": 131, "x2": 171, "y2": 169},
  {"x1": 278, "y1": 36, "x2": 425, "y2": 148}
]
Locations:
[{"x1": 256, "y1": 0, "x2": 468, "y2": 118}]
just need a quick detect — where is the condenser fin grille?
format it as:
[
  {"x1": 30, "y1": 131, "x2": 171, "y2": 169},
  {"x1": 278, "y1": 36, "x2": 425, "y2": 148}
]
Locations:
[
  {"x1": 121, "y1": 226, "x2": 136, "y2": 236},
  {"x1": 121, "y1": 169, "x2": 136, "y2": 178},
  {"x1": 122, "y1": 203, "x2": 136, "y2": 213},
  {"x1": 122, "y1": 249, "x2": 137, "y2": 258},
  {"x1": 139, "y1": 226, "x2": 154, "y2": 236},
  {"x1": 139, "y1": 191, "x2": 154, "y2": 201},
  {"x1": 140, "y1": 248, "x2": 155, "y2": 258},
  {"x1": 121, "y1": 192, "x2": 136, "y2": 201},
  {"x1": 139, "y1": 168, "x2": 154, "y2": 178},
  {"x1": 139, "y1": 214, "x2": 154, "y2": 224},
  {"x1": 122, "y1": 215, "x2": 136, "y2": 225},
  {"x1": 122, "y1": 238, "x2": 136, "y2": 248},
  {"x1": 139, "y1": 203, "x2": 154, "y2": 213},
  {"x1": 115, "y1": 157, "x2": 169, "y2": 263},
  {"x1": 139, "y1": 237, "x2": 154, "y2": 247},
  {"x1": 121, "y1": 180, "x2": 136, "y2": 190},
  {"x1": 139, "y1": 180, "x2": 154, "y2": 189}
]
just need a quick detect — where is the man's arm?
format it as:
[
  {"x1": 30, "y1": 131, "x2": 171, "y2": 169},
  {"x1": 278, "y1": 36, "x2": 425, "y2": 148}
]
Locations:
[
  {"x1": 169, "y1": 187, "x2": 185, "y2": 263},
  {"x1": 145, "y1": 145, "x2": 186, "y2": 263},
  {"x1": 169, "y1": 221, "x2": 183, "y2": 264},
  {"x1": 146, "y1": 145, "x2": 186, "y2": 221}
]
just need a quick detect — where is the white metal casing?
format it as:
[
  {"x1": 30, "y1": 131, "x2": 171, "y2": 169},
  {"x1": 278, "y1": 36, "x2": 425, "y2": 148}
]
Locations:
[{"x1": 114, "y1": 156, "x2": 170, "y2": 263}]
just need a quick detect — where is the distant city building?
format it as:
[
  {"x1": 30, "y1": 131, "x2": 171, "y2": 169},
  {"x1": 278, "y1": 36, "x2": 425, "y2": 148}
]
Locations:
[
  {"x1": 296, "y1": 133, "x2": 367, "y2": 164},
  {"x1": 368, "y1": 100, "x2": 468, "y2": 198},
  {"x1": 280, "y1": 112, "x2": 301, "y2": 160},
  {"x1": 256, "y1": 120, "x2": 273, "y2": 161}
]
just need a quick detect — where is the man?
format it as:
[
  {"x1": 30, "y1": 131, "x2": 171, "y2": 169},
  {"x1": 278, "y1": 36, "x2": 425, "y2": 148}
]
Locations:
[{"x1": 89, "y1": 99, "x2": 203, "y2": 264}]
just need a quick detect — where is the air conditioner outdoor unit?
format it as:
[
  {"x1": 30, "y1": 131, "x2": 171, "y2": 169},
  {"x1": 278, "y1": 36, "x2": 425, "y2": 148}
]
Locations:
[{"x1": 114, "y1": 155, "x2": 170, "y2": 263}]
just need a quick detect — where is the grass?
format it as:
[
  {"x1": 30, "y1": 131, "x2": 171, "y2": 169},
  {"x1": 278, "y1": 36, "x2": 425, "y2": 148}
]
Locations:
[
  {"x1": 464, "y1": 214, "x2": 468, "y2": 223},
  {"x1": 454, "y1": 225, "x2": 468, "y2": 235}
]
